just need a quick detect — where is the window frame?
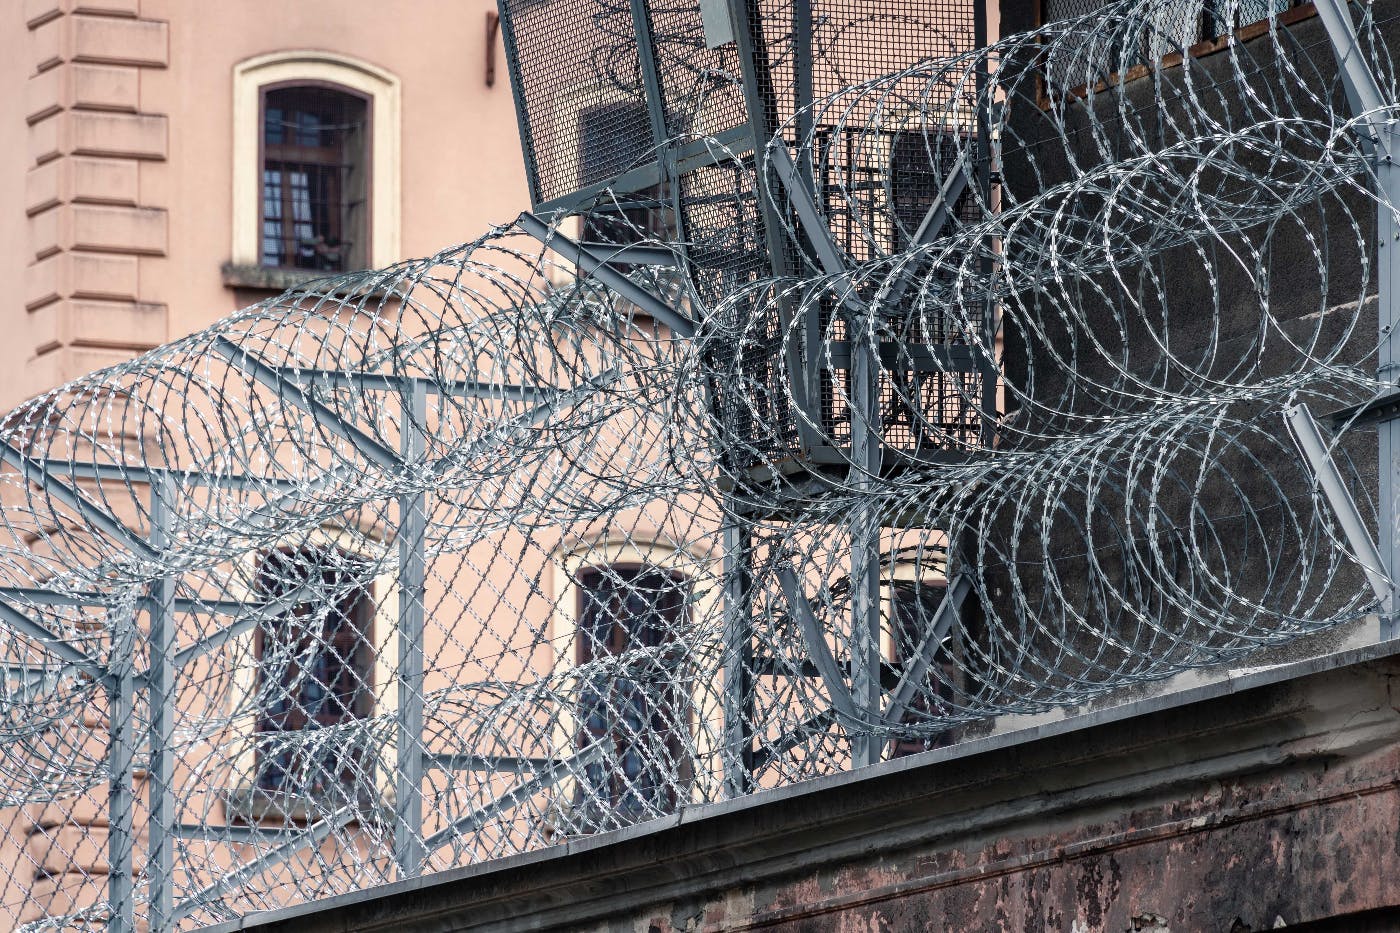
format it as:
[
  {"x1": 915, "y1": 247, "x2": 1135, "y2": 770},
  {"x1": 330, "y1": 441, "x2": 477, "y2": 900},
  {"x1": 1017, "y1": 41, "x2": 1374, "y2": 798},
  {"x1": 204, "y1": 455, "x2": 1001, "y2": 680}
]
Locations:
[
  {"x1": 257, "y1": 80, "x2": 374, "y2": 273},
  {"x1": 571, "y1": 562, "x2": 692, "y2": 824},
  {"x1": 545, "y1": 536, "x2": 723, "y2": 833},
  {"x1": 231, "y1": 51, "x2": 401, "y2": 274}
]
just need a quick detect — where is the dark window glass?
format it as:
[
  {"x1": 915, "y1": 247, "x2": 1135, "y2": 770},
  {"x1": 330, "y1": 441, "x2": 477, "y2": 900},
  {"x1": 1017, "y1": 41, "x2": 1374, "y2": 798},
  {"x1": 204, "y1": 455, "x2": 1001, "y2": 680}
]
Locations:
[
  {"x1": 254, "y1": 547, "x2": 375, "y2": 798},
  {"x1": 574, "y1": 565, "x2": 689, "y2": 827},
  {"x1": 261, "y1": 86, "x2": 369, "y2": 272}
]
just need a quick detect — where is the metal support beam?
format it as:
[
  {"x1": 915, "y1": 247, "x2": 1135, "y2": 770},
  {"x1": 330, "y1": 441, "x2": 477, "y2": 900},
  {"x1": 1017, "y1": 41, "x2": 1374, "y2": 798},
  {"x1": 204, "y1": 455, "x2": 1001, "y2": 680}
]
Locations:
[
  {"x1": 749, "y1": 709, "x2": 834, "y2": 772},
  {"x1": 0, "y1": 598, "x2": 106, "y2": 680},
  {"x1": 146, "y1": 476, "x2": 176, "y2": 932},
  {"x1": 169, "y1": 584, "x2": 320, "y2": 669},
  {"x1": 847, "y1": 330, "x2": 884, "y2": 768},
  {"x1": 1316, "y1": 0, "x2": 1400, "y2": 641},
  {"x1": 0, "y1": 442, "x2": 157, "y2": 562},
  {"x1": 211, "y1": 336, "x2": 401, "y2": 472},
  {"x1": 1285, "y1": 404, "x2": 1393, "y2": 617},
  {"x1": 768, "y1": 144, "x2": 849, "y2": 279},
  {"x1": 1314, "y1": 0, "x2": 1390, "y2": 150},
  {"x1": 28, "y1": 459, "x2": 299, "y2": 491},
  {"x1": 775, "y1": 565, "x2": 859, "y2": 724},
  {"x1": 721, "y1": 515, "x2": 755, "y2": 797},
  {"x1": 517, "y1": 213, "x2": 695, "y2": 338},
  {"x1": 106, "y1": 607, "x2": 137, "y2": 933},
  {"x1": 879, "y1": 164, "x2": 972, "y2": 310},
  {"x1": 270, "y1": 369, "x2": 552, "y2": 401},
  {"x1": 882, "y1": 576, "x2": 971, "y2": 726},
  {"x1": 424, "y1": 753, "x2": 559, "y2": 774},
  {"x1": 394, "y1": 380, "x2": 428, "y2": 879},
  {"x1": 443, "y1": 367, "x2": 624, "y2": 470},
  {"x1": 421, "y1": 743, "x2": 606, "y2": 853},
  {"x1": 170, "y1": 807, "x2": 357, "y2": 923}
]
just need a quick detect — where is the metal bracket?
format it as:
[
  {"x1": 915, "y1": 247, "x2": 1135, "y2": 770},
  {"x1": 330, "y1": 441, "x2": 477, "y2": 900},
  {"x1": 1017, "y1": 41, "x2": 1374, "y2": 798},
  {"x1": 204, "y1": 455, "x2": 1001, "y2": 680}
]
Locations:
[
  {"x1": 517, "y1": 212, "x2": 695, "y2": 338},
  {"x1": 1285, "y1": 403, "x2": 1393, "y2": 615},
  {"x1": 1328, "y1": 388, "x2": 1400, "y2": 428}
]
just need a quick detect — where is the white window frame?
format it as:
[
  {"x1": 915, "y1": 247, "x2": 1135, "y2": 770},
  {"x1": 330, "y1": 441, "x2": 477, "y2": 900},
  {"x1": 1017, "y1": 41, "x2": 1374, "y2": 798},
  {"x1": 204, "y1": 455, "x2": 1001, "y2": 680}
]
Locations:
[{"x1": 232, "y1": 50, "x2": 401, "y2": 270}]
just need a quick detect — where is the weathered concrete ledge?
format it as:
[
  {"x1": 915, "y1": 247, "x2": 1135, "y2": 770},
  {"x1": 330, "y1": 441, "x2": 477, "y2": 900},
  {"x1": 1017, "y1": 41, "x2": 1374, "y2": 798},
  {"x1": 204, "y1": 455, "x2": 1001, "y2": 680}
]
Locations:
[{"x1": 204, "y1": 638, "x2": 1400, "y2": 932}]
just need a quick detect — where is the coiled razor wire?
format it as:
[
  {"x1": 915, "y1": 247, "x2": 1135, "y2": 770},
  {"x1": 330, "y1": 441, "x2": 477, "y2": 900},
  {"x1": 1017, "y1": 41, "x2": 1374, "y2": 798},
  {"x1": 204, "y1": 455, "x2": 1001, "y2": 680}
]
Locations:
[{"x1": 0, "y1": 0, "x2": 1396, "y2": 928}]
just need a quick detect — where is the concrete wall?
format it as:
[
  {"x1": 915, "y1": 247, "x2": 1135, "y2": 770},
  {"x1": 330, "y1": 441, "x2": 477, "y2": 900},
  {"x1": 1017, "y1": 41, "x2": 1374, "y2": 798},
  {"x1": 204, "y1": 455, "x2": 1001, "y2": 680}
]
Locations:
[{"x1": 205, "y1": 642, "x2": 1400, "y2": 932}]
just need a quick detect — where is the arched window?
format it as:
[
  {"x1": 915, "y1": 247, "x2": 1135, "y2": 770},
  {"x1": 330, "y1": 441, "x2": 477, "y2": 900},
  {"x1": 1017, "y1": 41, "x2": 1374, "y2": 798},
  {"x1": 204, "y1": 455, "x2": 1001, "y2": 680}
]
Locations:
[
  {"x1": 573, "y1": 564, "x2": 691, "y2": 828},
  {"x1": 259, "y1": 85, "x2": 370, "y2": 272},
  {"x1": 231, "y1": 52, "x2": 401, "y2": 278}
]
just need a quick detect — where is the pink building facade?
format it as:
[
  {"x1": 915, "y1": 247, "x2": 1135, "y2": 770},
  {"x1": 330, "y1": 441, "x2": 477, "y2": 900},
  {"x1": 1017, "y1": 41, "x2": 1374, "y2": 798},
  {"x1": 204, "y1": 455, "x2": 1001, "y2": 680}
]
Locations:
[{"x1": 4, "y1": 0, "x2": 530, "y2": 413}]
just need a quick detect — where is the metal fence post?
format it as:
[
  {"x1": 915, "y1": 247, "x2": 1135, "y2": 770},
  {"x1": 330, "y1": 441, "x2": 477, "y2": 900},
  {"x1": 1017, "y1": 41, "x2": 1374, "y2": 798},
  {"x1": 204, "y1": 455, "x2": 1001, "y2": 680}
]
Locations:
[
  {"x1": 849, "y1": 328, "x2": 883, "y2": 769},
  {"x1": 146, "y1": 474, "x2": 176, "y2": 931},
  {"x1": 1315, "y1": 0, "x2": 1400, "y2": 636},
  {"x1": 108, "y1": 607, "x2": 137, "y2": 933},
  {"x1": 1377, "y1": 130, "x2": 1400, "y2": 638},
  {"x1": 394, "y1": 379, "x2": 428, "y2": 877},
  {"x1": 721, "y1": 513, "x2": 754, "y2": 796}
]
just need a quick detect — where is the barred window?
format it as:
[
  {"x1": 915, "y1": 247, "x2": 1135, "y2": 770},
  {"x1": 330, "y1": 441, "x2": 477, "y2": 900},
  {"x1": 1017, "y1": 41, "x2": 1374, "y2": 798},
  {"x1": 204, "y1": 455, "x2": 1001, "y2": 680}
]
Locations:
[
  {"x1": 261, "y1": 86, "x2": 369, "y2": 272},
  {"x1": 254, "y1": 547, "x2": 375, "y2": 799},
  {"x1": 574, "y1": 565, "x2": 690, "y2": 826}
]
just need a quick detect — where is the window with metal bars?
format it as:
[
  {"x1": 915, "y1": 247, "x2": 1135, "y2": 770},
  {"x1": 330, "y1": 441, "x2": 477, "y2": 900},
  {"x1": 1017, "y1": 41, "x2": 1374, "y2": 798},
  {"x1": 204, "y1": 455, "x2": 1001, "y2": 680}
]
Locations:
[
  {"x1": 253, "y1": 547, "x2": 375, "y2": 799},
  {"x1": 260, "y1": 86, "x2": 369, "y2": 272},
  {"x1": 574, "y1": 565, "x2": 690, "y2": 827}
]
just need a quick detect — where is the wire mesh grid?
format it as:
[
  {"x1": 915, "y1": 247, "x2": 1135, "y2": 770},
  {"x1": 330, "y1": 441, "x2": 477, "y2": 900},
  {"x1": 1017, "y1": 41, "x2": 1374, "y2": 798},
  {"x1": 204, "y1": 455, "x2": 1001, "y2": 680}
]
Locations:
[{"x1": 0, "y1": 0, "x2": 1398, "y2": 929}]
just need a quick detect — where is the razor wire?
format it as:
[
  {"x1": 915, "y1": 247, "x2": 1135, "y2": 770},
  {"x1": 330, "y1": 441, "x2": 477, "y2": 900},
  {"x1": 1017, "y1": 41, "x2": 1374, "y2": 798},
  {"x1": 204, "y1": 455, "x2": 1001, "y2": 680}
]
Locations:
[{"x1": 0, "y1": 0, "x2": 1396, "y2": 928}]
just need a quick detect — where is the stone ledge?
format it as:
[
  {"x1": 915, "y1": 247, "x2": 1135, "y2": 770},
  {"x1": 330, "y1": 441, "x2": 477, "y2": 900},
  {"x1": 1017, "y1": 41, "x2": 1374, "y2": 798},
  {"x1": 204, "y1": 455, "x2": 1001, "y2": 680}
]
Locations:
[
  {"x1": 221, "y1": 262, "x2": 406, "y2": 301},
  {"x1": 201, "y1": 637, "x2": 1400, "y2": 933}
]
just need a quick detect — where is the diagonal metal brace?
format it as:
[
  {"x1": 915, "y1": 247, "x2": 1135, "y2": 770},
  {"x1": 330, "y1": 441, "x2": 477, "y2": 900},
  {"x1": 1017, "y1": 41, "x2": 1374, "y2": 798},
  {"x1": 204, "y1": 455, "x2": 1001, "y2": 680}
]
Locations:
[
  {"x1": 170, "y1": 805, "x2": 357, "y2": 922},
  {"x1": 1314, "y1": 0, "x2": 1392, "y2": 154},
  {"x1": 421, "y1": 742, "x2": 606, "y2": 854},
  {"x1": 517, "y1": 212, "x2": 695, "y2": 339},
  {"x1": 0, "y1": 442, "x2": 158, "y2": 562},
  {"x1": 882, "y1": 575, "x2": 970, "y2": 726},
  {"x1": 775, "y1": 564, "x2": 860, "y2": 724},
  {"x1": 768, "y1": 144, "x2": 851, "y2": 279},
  {"x1": 1285, "y1": 403, "x2": 1393, "y2": 614},
  {"x1": 212, "y1": 336, "x2": 401, "y2": 472},
  {"x1": 0, "y1": 597, "x2": 106, "y2": 681},
  {"x1": 881, "y1": 162, "x2": 972, "y2": 308},
  {"x1": 169, "y1": 581, "x2": 323, "y2": 669}
]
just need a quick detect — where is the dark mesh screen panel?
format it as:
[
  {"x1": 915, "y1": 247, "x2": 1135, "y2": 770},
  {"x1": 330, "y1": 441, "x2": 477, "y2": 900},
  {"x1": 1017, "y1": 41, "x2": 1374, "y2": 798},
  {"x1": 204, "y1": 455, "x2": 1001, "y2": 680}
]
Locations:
[{"x1": 501, "y1": 0, "x2": 657, "y2": 205}]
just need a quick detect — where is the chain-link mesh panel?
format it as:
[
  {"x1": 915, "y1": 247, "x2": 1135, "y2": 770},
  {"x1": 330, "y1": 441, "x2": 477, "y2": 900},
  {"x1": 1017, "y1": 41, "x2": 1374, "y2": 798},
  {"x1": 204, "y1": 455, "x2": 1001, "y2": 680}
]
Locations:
[{"x1": 500, "y1": 0, "x2": 656, "y2": 205}]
